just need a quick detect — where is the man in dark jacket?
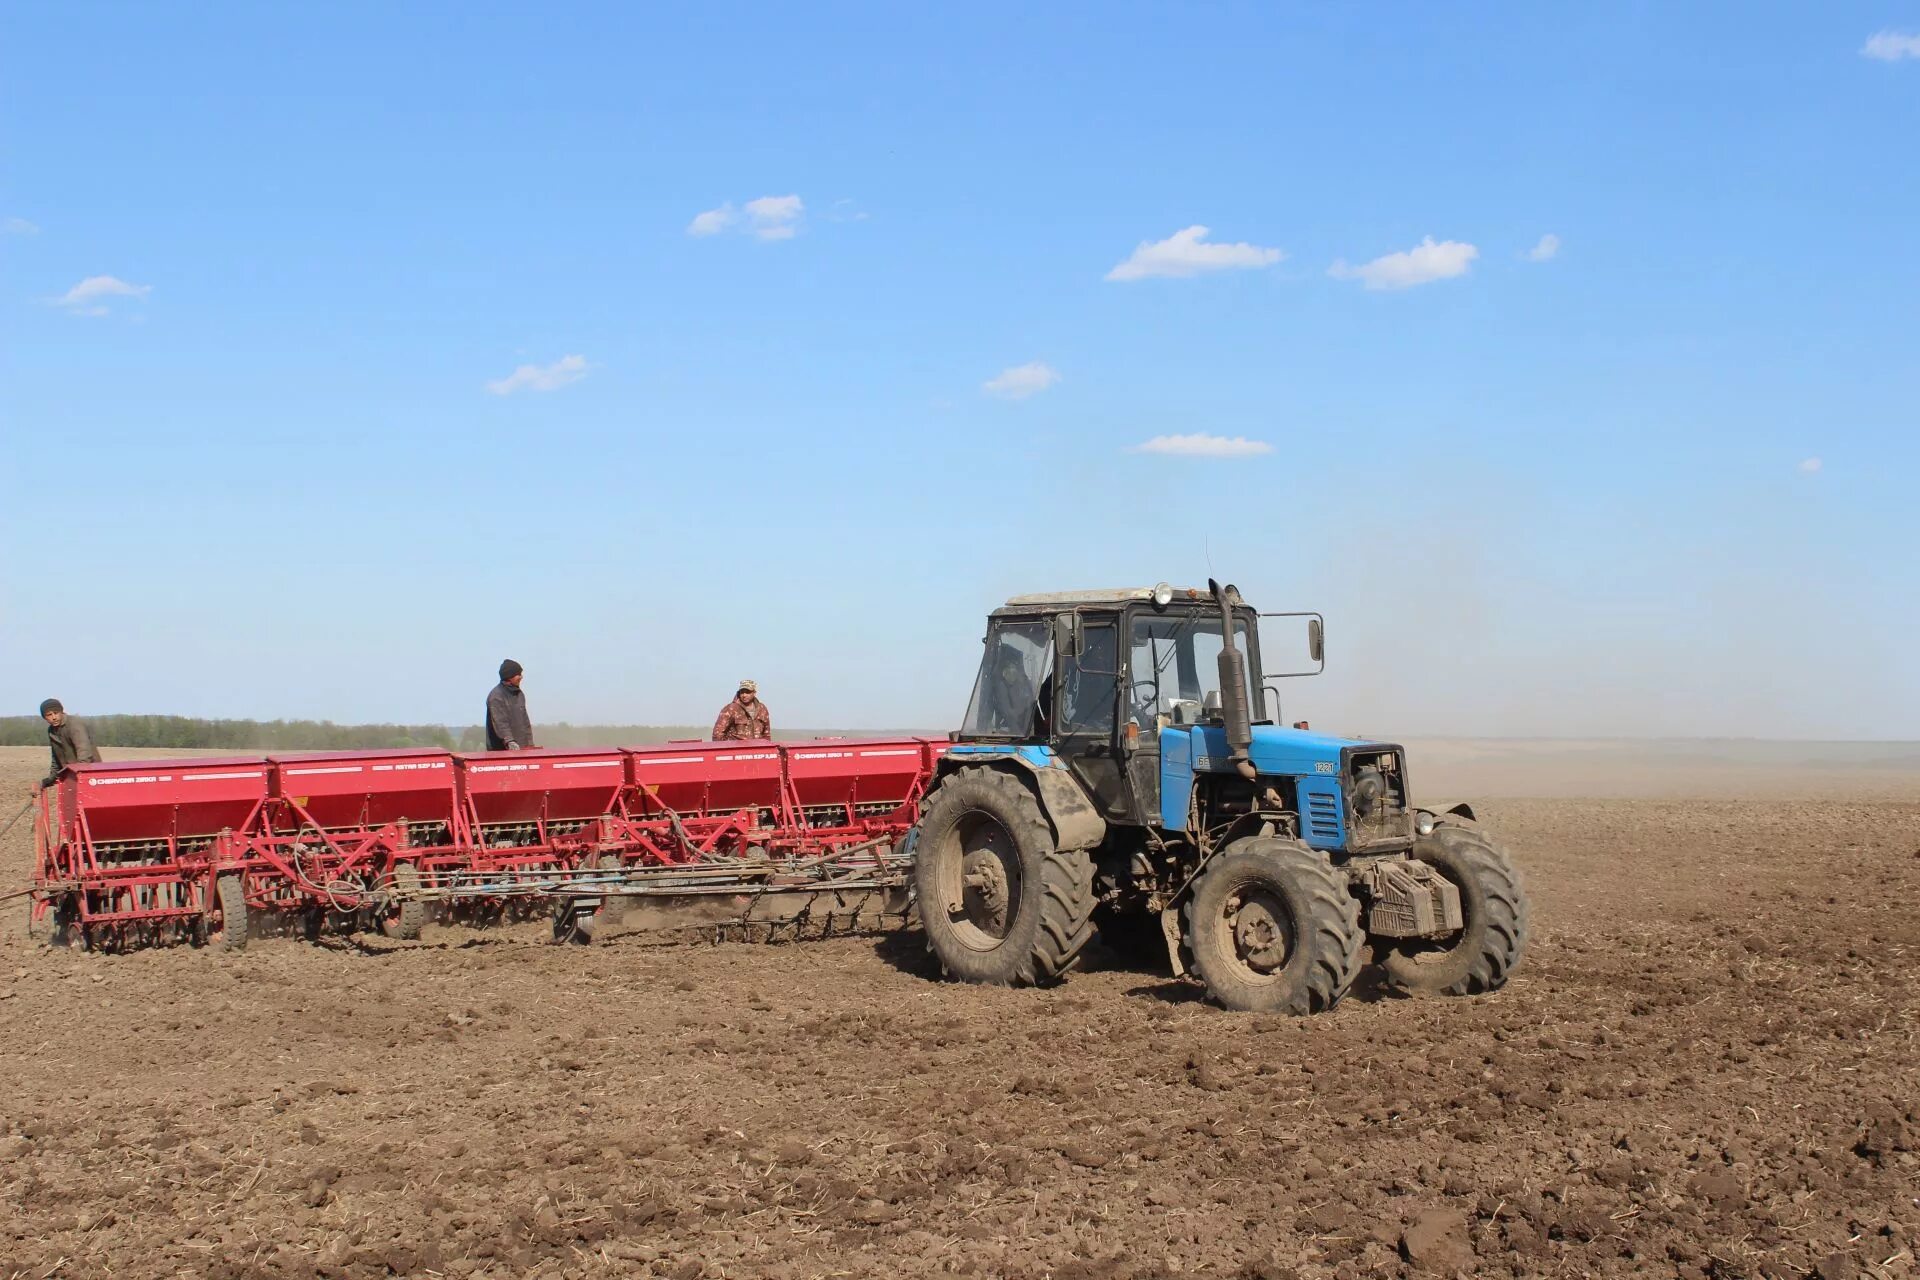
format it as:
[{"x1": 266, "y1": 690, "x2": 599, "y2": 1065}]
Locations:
[
  {"x1": 485, "y1": 660, "x2": 537, "y2": 751},
  {"x1": 39, "y1": 698, "x2": 101, "y2": 787}
]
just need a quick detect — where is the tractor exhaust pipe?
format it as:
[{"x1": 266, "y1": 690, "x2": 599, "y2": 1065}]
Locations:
[{"x1": 1209, "y1": 579, "x2": 1258, "y2": 781}]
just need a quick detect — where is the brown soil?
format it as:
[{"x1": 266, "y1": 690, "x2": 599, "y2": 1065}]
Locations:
[{"x1": 2, "y1": 746, "x2": 1917, "y2": 1279}]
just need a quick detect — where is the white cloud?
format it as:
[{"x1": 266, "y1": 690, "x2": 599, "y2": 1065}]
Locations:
[
  {"x1": 1797, "y1": 457, "x2": 1822, "y2": 474},
  {"x1": 687, "y1": 203, "x2": 736, "y2": 236},
  {"x1": 744, "y1": 194, "x2": 804, "y2": 240},
  {"x1": 53, "y1": 274, "x2": 151, "y2": 315},
  {"x1": 3, "y1": 216, "x2": 38, "y2": 235},
  {"x1": 485, "y1": 354, "x2": 589, "y2": 396},
  {"x1": 1861, "y1": 30, "x2": 1920, "y2": 61},
  {"x1": 689, "y1": 194, "x2": 807, "y2": 240},
  {"x1": 1130, "y1": 433, "x2": 1274, "y2": 458},
  {"x1": 1105, "y1": 225, "x2": 1285, "y2": 282},
  {"x1": 1329, "y1": 237, "x2": 1479, "y2": 290},
  {"x1": 982, "y1": 361, "x2": 1061, "y2": 400},
  {"x1": 1525, "y1": 233, "x2": 1561, "y2": 262}
]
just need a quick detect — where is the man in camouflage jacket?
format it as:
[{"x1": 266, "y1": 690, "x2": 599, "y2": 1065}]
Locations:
[{"x1": 712, "y1": 681, "x2": 771, "y2": 741}]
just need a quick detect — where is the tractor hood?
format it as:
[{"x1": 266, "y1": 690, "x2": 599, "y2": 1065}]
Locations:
[
  {"x1": 1158, "y1": 724, "x2": 1398, "y2": 837},
  {"x1": 1247, "y1": 724, "x2": 1386, "y2": 776},
  {"x1": 1171, "y1": 723, "x2": 1385, "y2": 776}
]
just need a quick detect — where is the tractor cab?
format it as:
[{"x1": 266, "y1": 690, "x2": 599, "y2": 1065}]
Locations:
[{"x1": 955, "y1": 584, "x2": 1321, "y2": 831}]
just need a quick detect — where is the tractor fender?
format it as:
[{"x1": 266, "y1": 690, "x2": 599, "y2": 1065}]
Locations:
[
  {"x1": 1416, "y1": 801, "x2": 1477, "y2": 824},
  {"x1": 934, "y1": 751, "x2": 1108, "y2": 852}
]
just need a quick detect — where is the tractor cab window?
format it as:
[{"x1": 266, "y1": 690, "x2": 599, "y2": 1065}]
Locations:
[
  {"x1": 961, "y1": 620, "x2": 1053, "y2": 738},
  {"x1": 1129, "y1": 611, "x2": 1254, "y2": 728},
  {"x1": 1059, "y1": 620, "x2": 1119, "y2": 735}
]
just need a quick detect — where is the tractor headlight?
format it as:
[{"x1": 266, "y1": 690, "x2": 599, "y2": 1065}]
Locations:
[
  {"x1": 1152, "y1": 581, "x2": 1174, "y2": 608},
  {"x1": 1415, "y1": 813, "x2": 1436, "y2": 836}
]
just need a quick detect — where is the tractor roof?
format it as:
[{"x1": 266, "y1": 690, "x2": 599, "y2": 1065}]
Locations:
[{"x1": 995, "y1": 585, "x2": 1235, "y2": 614}]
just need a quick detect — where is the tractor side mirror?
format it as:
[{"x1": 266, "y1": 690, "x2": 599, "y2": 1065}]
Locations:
[
  {"x1": 1257, "y1": 611, "x2": 1327, "y2": 677},
  {"x1": 1053, "y1": 612, "x2": 1081, "y2": 658}
]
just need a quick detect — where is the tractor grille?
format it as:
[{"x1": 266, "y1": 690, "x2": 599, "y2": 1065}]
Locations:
[
  {"x1": 1305, "y1": 792, "x2": 1342, "y2": 842},
  {"x1": 1346, "y1": 748, "x2": 1413, "y2": 850}
]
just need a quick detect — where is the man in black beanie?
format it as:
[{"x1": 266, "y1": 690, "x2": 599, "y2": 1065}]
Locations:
[
  {"x1": 485, "y1": 660, "x2": 536, "y2": 751},
  {"x1": 38, "y1": 698, "x2": 101, "y2": 788}
]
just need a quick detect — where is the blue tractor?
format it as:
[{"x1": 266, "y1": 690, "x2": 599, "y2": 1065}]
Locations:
[{"x1": 910, "y1": 581, "x2": 1529, "y2": 1013}]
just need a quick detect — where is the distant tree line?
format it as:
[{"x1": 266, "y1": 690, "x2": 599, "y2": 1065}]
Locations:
[
  {"x1": 0, "y1": 715, "x2": 462, "y2": 751},
  {"x1": 1, "y1": 716, "x2": 929, "y2": 753}
]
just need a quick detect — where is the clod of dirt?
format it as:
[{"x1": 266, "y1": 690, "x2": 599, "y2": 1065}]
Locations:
[
  {"x1": 1300, "y1": 1201, "x2": 1353, "y2": 1235},
  {"x1": 1400, "y1": 1208, "x2": 1471, "y2": 1272},
  {"x1": 1853, "y1": 1105, "x2": 1913, "y2": 1163},
  {"x1": 1059, "y1": 1140, "x2": 1111, "y2": 1169},
  {"x1": 1815, "y1": 1252, "x2": 1857, "y2": 1280},
  {"x1": 1187, "y1": 1053, "x2": 1228, "y2": 1091},
  {"x1": 1688, "y1": 1169, "x2": 1744, "y2": 1204}
]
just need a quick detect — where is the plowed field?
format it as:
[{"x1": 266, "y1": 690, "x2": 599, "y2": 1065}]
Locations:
[{"x1": 2, "y1": 745, "x2": 1916, "y2": 1279}]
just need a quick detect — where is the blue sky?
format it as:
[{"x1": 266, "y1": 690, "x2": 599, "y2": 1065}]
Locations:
[{"x1": 3, "y1": 3, "x2": 1916, "y2": 738}]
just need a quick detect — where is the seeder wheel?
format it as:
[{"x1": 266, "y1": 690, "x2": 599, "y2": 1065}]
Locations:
[
  {"x1": 382, "y1": 862, "x2": 430, "y2": 941},
  {"x1": 213, "y1": 874, "x2": 249, "y2": 952},
  {"x1": 594, "y1": 853, "x2": 627, "y2": 926},
  {"x1": 551, "y1": 898, "x2": 595, "y2": 946},
  {"x1": 48, "y1": 893, "x2": 81, "y2": 949}
]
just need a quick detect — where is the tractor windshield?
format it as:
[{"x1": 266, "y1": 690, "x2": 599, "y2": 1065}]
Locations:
[
  {"x1": 1129, "y1": 611, "x2": 1254, "y2": 726},
  {"x1": 961, "y1": 620, "x2": 1053, "y2": 738}
]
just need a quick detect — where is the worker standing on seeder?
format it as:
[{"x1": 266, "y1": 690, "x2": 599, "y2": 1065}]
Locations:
[
  {"x1": 37, "y1": 698, "x2": 100, "y2": 789},
  {"x1": 485, "y1": 660, "x2": 537, "y2": 751},
  {"x1": 712, "y1": 680, "x2": 771, "y2": 741}
]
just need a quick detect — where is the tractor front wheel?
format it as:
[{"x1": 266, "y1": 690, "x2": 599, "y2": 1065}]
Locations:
[
  {"x1": 1379, "y1": 822, "x2": 1529, "y2": 996},
  {"x1": 1183, "y1": 839, "x2": 1362, "y2": 1014},
  {"x1": 912, "y1": 768, "x2": 1095, "y2": 986}
]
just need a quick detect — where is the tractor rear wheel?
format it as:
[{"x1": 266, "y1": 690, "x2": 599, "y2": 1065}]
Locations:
[
  {"x1": 1379, "y1": 822, "x2": 1529, "y2": 996},
  {"x1": 214, "y1": 873, "x2": 249, "y2": 952},
  {"x1": 1183, "y1": 839, "x2": 1362, "y2": 1013},
  {"x1": 912, "y1": 768, "x2": 1095, "y2": 986}
]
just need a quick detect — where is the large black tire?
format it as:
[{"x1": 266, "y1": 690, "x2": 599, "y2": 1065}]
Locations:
[
  {"x1": 384, "y1": 862, "x2": 428, "y2": 941},
  {"x1": 215, "y1": 873, "x2": 249, "y2": 953},
  {"x1": 1182, "y1": 839, "x2": 1362, "y2": 1014},
  {"x1": 912, "y1": 768, "x2": 1095, "y2": 986},
  {"x1": 1379, "y1": 822, "x2": 1529, "y2": 995}
]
